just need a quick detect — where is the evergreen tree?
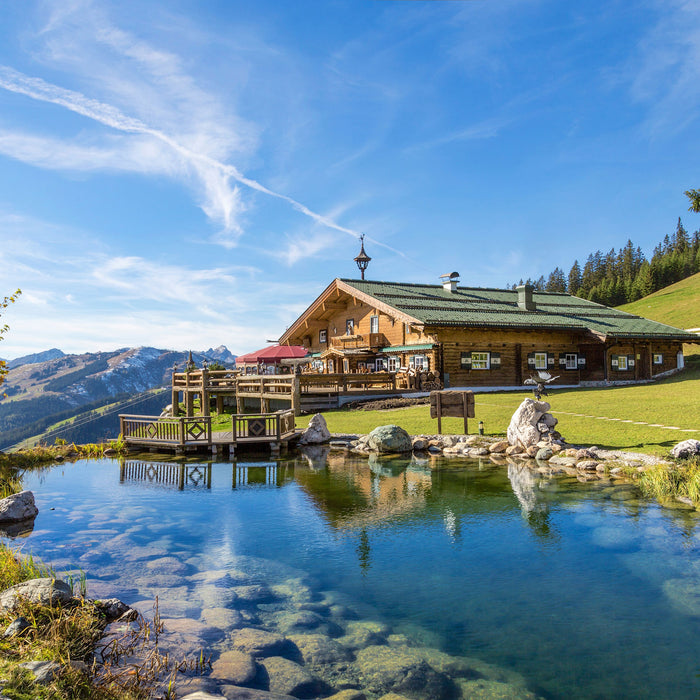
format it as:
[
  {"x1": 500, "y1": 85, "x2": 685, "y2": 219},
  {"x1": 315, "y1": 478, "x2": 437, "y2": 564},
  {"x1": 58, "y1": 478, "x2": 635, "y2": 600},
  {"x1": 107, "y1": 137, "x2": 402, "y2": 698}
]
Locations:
[
  {"x1": 568, "y1": 260, "x2": 582, "y2": 296},
  {"x1": 546, "y1": 267, "x2": 567, "y2": 292}
]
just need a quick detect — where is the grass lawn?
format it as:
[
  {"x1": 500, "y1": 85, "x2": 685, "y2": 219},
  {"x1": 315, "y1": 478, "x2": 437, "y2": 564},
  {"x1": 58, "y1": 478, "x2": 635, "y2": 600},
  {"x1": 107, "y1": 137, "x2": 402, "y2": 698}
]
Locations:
[{"x1": 290, "y1": 357, "x2": 700, "y2": 456}]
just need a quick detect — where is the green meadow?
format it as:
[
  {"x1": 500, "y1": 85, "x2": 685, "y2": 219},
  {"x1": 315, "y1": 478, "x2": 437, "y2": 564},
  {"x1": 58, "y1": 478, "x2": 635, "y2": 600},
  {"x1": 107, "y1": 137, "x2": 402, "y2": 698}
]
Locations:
[{"x1": 292, "y1": 357, "x2": 700, "y2": 456}]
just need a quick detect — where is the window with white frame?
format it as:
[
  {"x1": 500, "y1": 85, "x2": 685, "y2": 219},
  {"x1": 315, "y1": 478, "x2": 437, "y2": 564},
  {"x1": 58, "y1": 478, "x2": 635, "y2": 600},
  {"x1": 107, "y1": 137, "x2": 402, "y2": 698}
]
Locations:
[
  {"x1": 565, "y1": 353, "x2": 578, "y2": 370},
  {"x1": 387, "y1": 356, "x2": 400, "y2": 371},
  {"x1": 319, "y1": 329, "x2": 327, "y2": 344},
  {"x1": 534, "y1": 352, "x2": 548, "y2": 370},
  {"x1": 370, "y1": 315, "x2": 379, "y2": 334},
  {"x1": 346, "y1": 319, "x2": 354, "y2": 335},
  {"x1": 375, "y1": 358, "x2": 387, "y2": 371},
  {"x1": 617, "y1": 355, "x2": 628, "y2": 371},
  {"x1": 410, "y1": 354, "x2": 428, "y2": 370},
  {"x1": 653, "y1": 354, "x2": 663, "y2": 365},
  {"x1": 471, "y1": 351, "x2": 490, "y2": 370}
]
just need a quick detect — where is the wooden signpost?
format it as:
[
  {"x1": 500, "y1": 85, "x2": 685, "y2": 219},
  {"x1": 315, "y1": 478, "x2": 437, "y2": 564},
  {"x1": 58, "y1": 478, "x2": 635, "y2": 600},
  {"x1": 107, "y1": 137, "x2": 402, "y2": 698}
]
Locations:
[{"x1": 430, "y1": 390, "x2": 475, "y2": 434}]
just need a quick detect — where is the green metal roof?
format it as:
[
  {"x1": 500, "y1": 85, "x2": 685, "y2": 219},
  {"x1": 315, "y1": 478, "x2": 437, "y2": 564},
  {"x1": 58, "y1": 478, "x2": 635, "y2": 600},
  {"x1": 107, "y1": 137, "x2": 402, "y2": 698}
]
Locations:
[{"x1": 341, "y1": 279, "x2": 698, "y2": 342}]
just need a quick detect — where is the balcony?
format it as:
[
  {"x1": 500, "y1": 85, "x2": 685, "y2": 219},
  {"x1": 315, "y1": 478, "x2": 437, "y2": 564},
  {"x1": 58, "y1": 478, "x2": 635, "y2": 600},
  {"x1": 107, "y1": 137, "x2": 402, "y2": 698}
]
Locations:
[{"x1": 329, "y1": 333, "x2": 387, "y2": 350}]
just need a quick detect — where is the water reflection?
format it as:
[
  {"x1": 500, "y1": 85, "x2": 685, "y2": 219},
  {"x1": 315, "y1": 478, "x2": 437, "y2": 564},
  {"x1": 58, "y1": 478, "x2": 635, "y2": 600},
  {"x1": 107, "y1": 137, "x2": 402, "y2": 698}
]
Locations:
[{"x1": 120, "y1": 461, "x2": 212, "y2": 490}]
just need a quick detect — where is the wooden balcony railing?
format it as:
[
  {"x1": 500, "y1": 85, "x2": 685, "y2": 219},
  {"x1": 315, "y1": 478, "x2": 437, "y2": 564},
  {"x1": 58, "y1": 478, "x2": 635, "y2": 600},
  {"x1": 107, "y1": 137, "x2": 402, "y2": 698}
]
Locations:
[{"x1": 172, "y1": 369, "x2": 239, "y2": 390}]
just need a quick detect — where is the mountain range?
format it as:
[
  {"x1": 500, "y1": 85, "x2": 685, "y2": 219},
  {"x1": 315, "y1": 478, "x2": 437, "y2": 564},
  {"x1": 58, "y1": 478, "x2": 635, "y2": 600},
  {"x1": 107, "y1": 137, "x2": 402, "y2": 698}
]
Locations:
[{"x1": 0, "y1": 345, "x2": 237, "y2": 450}]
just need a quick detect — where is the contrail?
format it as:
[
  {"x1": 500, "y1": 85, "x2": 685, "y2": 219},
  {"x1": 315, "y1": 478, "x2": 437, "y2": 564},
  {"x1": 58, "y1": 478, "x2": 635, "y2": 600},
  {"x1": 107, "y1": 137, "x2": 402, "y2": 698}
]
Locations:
[{"x1": 0, "y1": 66, "x2": 404, "y2": 255}]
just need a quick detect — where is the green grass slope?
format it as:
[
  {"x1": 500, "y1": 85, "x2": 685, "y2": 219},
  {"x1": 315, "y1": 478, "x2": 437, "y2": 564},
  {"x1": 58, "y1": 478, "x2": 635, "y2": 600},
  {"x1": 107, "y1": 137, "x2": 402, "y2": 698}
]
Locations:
[{"x1": 618, "y1": 271, "x2": 700, "y2": 330}]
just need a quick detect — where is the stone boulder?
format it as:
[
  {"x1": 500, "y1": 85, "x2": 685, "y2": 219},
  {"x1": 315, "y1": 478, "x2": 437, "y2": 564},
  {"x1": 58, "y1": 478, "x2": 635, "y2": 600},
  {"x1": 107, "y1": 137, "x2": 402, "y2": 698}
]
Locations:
[
  {"x1": 355, "y1": 645, "x2": 457, "y2": 699},
  {"x1": 0, "y1": 491, "x2": 38, "y2": 524},
  {"x1": 298, "y1": 414, "x2": 331, "y2": 445},
  {"x1": 0, "y1": 578, "x2": 74, "y2": 612},
  {"x1": 671, "y1": 439, "x2": 700, "y2": 459},
  {"x1": 367, "y1": 425, "x2": 412, "y2": 454},
  {"x1": 506, "y1": 400, "x2": 551, "y2": 449}
]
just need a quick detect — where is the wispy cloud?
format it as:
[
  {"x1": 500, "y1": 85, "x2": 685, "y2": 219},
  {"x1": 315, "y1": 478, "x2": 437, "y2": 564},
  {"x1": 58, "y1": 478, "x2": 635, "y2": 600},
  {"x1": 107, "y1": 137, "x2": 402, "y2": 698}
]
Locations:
[
  {"x1": 0, "y1": 0, "x2": 370, "y2": 250},
  {"x1": 627, "y1": 0, "x2": 700, "y2": 137}
]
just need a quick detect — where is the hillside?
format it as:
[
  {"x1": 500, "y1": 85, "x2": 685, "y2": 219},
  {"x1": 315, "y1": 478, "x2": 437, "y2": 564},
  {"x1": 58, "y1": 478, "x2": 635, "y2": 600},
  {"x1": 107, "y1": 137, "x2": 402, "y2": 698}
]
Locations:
[
  {"x1": 617, "y1": 271, "x2": 700, "y2": 330},
  {"x1": 0, "y1": 345, "x2": 236, "y2": 449}
]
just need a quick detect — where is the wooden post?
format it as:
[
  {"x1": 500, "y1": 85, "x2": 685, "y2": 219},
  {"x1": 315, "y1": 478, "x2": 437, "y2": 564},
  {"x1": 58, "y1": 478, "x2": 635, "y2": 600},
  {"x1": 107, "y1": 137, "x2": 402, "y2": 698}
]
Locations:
[
  {"x1": 436, "y1": 392, "x2": 442, "y2": 435},
  {"x1": 216, "y1": 395, "x2": 224, "y2": 413},
  {"x1": 201, "y1": 369, "x2": 210, "y2": 417},
  {"x1": 179, "y1": 417, "x2": 186, "y2": 446},
  {"x1": 462, "y1": 392, "x2": 468, "y2": 435},
  {"x1": 292, "y1": 376, "x2": 301, "y2": 416},
  {"x1": 185, "y1": 391, "x2": 194, "y2": 417},
  {"x1": 119, "y1": 416, "x2": 125, "y2": 439},
  {"x1": 171, "y1": 388, "x2": 180, "y2": 416}
]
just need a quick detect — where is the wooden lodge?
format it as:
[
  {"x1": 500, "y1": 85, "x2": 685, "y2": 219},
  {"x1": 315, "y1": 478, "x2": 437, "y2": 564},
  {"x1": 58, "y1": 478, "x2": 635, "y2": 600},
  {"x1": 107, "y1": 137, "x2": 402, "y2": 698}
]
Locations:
[{"x1": 278, "y1": 274, "x2": 699, "y2": 389}]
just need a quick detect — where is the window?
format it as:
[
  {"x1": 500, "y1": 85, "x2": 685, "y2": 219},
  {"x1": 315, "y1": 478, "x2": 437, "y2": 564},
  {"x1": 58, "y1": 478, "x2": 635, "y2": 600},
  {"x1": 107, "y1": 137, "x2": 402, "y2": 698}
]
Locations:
[
  {"x1": 370, "y1": 315, "x2": 379, "y2": 334},
  {"x1": 653, "y1": 354, "x2": 663, "y2": 365},
  {"x1": 410, "y1": 354, "x2": 428, "y2": 370},
  {"x1": 534, "y1": 352, "x2": 547, "y2": 370},
  {"x1": 366, "y1": 362, "x2": 375, "y2": 372},
  {"x1": 565, "y1": 353, "x2": 578, "y2": 370},
  {"x1": 346, "y1": 319, "x2": 354, "y2": 335},
  {"x1": 319, "y1": 329, "x2": 327, "y2": 344},
  {"x1": 375, "y1": 358, "x2": 387, "y2": 371},
  {"x1": 471, "y1": 351, "x2": 490, "y2": 370},
  {"x1": 343, "y1": 359, "x2": 349, "y2": 373},
  {"x1": 387, "y1": 356, "x2": 400, "y2": 371},
  {"x1": 358, "y1": 361, "x2": 366, "y2": 370},
  {"x1": 617, "y1": 355, "x2": 628, "y2": 371}
]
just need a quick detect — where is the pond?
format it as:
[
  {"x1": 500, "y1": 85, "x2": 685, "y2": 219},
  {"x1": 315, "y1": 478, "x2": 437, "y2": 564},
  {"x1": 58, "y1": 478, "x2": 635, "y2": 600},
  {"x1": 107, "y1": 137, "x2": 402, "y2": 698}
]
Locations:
[{"x1": 4, "y1": 449, "x2": 700, "y2": 699}]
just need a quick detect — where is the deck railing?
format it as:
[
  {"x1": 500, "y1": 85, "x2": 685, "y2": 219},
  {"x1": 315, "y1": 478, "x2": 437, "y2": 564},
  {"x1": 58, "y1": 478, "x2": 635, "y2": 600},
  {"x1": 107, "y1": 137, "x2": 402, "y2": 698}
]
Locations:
[
  {"x1": 231, "y1": 409, "x2": 296, "y2": 444},
  {"x1": 300, "y1": 372, "x2": 396, "y2": 393},
  {"x1": 119, "y1": 414, "x2": 212, "y2": 445},
  {"x1": 172, "y1": 369, "x2": 239, "y2": 390}
]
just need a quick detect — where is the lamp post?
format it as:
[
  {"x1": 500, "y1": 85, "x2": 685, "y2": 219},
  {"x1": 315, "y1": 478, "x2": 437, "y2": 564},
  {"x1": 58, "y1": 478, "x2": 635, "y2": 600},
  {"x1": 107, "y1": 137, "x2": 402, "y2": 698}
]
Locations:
[{"x1": 354, "y1": 235, "x2": 371, "y2": 280}]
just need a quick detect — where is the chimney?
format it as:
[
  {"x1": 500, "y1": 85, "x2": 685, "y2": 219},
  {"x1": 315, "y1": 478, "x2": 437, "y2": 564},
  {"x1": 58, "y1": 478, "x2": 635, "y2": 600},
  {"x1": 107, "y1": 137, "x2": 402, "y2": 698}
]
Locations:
[
  {"x1": 516, "y1": 284, "x2": 536, "y2": 311},
  {"x1": 439, "y1": 271, "x2": 460, "y2": 293}
]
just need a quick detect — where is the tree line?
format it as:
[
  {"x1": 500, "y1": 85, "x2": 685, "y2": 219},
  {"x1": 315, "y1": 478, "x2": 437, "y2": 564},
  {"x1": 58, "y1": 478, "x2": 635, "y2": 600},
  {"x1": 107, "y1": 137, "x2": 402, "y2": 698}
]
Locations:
[{"x1": 511, "y1": 217, "x2": 700, "y2": 307}]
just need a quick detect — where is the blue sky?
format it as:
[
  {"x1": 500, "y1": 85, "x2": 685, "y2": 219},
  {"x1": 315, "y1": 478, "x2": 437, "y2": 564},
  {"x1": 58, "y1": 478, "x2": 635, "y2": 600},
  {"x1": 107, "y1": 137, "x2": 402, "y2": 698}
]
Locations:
[{"x1": 1, "y1": 0, "x2": 699, "y2": 359}]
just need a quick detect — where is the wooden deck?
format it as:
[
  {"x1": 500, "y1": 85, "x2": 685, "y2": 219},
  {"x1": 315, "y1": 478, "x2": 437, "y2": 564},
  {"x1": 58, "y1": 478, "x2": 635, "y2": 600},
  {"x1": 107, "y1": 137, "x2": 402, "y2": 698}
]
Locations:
[
  {"x1": 119, "y1": 410, "x2": 297, "y2": 456},
  {"x1": 171, "y1": 369, "x2": 413, "y2": 415}
]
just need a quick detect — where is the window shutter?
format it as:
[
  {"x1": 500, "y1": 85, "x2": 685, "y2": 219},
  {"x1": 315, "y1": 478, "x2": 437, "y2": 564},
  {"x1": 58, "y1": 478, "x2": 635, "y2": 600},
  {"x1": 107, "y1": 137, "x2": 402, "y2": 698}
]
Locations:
[
  {"x1": 611, "y1": 354, "x2": 619, "y2": 368},
  {"x1": 558, "y1": 353, "x2": 566, "y2": 367},
  {"x1": 547, "y1": 353, "x2": 555, "y2": 366},
  {"x1": 461, "y1": 352, "x2": 472, "y2": 368},
  {"x1": 577, "y1": 355, "x2": 586, "y2": 367},
  {"x1": 527, "y1": 353, "x2": 535, "y2": 367},
  {"x1": 628, "y1": 354, "x2": 635, "y2": 367},
  {"x1": 491, "y1": 353, "x2": 501, "y2": 367}
]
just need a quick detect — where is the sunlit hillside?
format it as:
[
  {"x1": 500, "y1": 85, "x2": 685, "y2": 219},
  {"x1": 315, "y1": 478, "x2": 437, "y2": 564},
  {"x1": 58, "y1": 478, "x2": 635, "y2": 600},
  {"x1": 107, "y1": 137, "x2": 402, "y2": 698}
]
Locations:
[{"x1": 618, "y1": 272, "x2": 700, "y2": 356}]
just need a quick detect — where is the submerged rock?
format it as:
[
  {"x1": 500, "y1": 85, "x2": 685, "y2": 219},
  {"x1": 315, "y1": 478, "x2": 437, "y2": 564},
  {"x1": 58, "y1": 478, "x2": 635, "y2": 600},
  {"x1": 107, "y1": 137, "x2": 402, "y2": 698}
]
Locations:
[
  {"x1": 229, "y1": 627, "x2": 293, "y2": 658},
  {"x1": 259, "y1": 656, "x2": 329, "y2": 698},
  {"x1": 355, "y1": 645, "x2": 457, "y2": 699},
  {"x1": 210, "y1": 649, "x2": 258, "y2": 685}
]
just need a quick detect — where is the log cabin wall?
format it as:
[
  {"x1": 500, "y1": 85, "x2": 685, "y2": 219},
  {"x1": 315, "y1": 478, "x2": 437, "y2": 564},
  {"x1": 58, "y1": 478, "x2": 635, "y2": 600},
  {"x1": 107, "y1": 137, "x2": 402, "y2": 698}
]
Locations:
[{"x1": 432, "y1": 327, "x2": 592, "y2": 387}]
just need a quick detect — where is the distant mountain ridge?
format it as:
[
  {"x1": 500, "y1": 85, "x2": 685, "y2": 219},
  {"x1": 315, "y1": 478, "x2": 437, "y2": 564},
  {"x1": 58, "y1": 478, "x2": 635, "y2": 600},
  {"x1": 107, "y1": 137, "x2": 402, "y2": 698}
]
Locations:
[
  {"x1": 0, "y1": 345, "x2": 237, "y2": 449},
  {"x1": 6, "y1": 348, "x2": 65, "y2": 370}
]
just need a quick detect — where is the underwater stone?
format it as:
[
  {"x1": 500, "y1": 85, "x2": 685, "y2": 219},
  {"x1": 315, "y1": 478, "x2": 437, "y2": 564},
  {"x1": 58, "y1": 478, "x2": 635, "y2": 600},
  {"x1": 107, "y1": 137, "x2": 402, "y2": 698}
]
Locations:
[
  {"x1": 259, "y1": 655, "x2": 328, "y2": 698},
  {"x1": 230, "y1": 628, "x2": 293, "y2": 657},
  {"x1": 210, "y1": 649, "x2": 258, "y2": 685},
  {"x1": 355, "y1": 645, "x2": 457, "y2": 699},
  {"x1": 288, "y1": 633, "x2": 353, "y2": 665}
]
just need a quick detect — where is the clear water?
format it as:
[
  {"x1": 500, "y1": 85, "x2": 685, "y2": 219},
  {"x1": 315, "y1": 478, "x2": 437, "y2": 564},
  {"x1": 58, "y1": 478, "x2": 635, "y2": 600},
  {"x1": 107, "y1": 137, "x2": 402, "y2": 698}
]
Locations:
[{"x1": 5, "y1": 451, "x2": 700, "y2": 699}]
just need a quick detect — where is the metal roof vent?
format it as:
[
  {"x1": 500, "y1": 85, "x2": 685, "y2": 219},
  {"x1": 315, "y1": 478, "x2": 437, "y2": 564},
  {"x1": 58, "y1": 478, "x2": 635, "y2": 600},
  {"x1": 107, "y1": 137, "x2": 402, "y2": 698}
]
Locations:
[{"x1": 439, "y1": 271, "x2": 460, "y2": 293}]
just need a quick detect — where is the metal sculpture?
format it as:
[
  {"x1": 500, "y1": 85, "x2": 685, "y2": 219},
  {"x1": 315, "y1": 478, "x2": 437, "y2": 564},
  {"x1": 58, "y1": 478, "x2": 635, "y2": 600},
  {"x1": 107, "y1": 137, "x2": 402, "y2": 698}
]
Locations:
[{"x1": 524, "y1": 370, "x2": 559, "y2": 400}]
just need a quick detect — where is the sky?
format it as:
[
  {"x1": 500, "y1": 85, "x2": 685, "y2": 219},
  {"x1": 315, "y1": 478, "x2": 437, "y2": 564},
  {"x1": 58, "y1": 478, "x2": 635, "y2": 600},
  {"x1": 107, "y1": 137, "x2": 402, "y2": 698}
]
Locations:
[{"x1": 1, "y1": 0, "x2": 700, "y2": 359}]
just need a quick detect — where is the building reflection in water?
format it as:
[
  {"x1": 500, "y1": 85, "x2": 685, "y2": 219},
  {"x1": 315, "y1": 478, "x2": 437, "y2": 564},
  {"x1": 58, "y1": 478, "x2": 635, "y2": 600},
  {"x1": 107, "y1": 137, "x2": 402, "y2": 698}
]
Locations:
[{"x1": 119, "y1": 461, "x2": 212, "y2": 490}]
